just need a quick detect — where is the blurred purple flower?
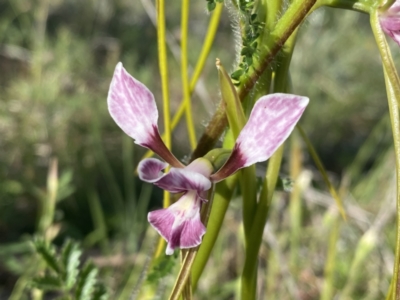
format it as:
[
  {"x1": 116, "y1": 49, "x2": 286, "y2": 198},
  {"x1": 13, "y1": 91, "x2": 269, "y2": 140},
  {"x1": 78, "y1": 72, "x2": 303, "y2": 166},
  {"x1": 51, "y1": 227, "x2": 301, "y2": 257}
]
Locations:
[
  {"x1": 107, "y1": 62, "x2": 309, "y2": 255},
  {"x1": 380, "y1": 1, "x2": 400, "y2": 46}
]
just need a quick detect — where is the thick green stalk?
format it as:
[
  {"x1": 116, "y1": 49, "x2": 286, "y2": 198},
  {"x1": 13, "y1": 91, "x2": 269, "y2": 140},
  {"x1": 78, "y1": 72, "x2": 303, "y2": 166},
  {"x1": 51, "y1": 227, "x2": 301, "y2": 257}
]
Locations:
[
  {"x1": 240, "y1": 27, "x2": 297, "y2": 298},
  {"x1": 241, "y1": 146, "x2": 284, "y2": 300},
  {"x1": 370, "y1": 10, "x2": 400, "y2": 300}
]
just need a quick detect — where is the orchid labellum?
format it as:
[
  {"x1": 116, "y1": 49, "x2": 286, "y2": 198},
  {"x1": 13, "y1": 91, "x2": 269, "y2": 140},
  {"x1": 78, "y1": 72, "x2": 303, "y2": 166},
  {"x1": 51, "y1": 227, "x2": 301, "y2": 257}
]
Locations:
[{"x1": 107, "y1": 62, "x2": 309, "y2": 255}]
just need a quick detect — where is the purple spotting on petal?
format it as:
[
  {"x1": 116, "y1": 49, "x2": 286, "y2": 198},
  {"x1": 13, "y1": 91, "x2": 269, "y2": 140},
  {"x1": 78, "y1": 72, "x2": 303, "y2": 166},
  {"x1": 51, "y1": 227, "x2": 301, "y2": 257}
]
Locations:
[
  {"x1": 147, "y1": 191, "x2": 206, "y2": 255},
  {"x1": 211, "y1": 93, "x2": 309, "y2": 182},
  {"x1": 380, "y1": 1, "x2": 400, "y2": 46},
  {"x1": 107, "y1": 63, "x2": 183, "y2": 168},
  {"x1": 108, "y1": 62, "x2": 158, "y2": 145}
]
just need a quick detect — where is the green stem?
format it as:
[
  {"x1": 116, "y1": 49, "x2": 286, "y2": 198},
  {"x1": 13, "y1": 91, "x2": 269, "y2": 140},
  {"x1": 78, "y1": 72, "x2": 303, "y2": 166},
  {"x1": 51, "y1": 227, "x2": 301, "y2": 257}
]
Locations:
[
  {"x1": 241, "y1": 146, "x2": 284, "y2": 300},
  {"x1": 370, "y1": 10, "x2": 400, "y2": 300},
  {"x1": 181, "y1": 0, "x2": 197, "y2": 150}
]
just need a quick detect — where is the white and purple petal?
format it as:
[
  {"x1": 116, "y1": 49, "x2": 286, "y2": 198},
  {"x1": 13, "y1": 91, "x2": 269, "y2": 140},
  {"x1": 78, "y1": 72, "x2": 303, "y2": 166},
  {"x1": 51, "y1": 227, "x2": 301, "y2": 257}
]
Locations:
[
  {"x1": 380, "y1": 1, "x2": 400, "y2": 46},
  {"x1": 137, "y1": 158, "x2": 168, "y2": 182},
  {"x1": 147, "y1": 191, "x2": 206, "y2": 255},
  {"x1": 211, "y1": 93, "x2": 309, "y2": 182},
  {"x1": 138, "y1": 158, "x2": 212, "y2": 193},
  {"x1": 108, "y1": 63, "x2": 183, "y2": 168},
  {"x1": 155, "y1": 168, "x2": 212, "y2": 193}
]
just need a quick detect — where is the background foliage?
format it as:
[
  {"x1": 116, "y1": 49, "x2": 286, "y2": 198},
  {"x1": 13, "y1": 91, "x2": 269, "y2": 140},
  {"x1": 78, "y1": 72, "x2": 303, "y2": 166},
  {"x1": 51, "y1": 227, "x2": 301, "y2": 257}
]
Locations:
[{"x1": 0, "y1": 0, "x2": 397, "y2": 299}]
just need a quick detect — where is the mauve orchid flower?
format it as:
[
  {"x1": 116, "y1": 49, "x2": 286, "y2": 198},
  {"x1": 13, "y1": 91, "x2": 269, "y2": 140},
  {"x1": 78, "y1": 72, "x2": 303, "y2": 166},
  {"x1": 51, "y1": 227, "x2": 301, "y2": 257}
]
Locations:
[
  {"x1": 107, "y1": 62, "x2": 309, "y2": 255},
  {"x1": 380, "y1": 1, "x2": 400, "y2": 46}
]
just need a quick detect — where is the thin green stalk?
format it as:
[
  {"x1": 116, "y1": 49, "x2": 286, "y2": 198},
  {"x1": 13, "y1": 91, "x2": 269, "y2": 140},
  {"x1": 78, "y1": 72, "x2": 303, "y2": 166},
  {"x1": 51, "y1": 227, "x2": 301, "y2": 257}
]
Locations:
[
  {"x1": 156, "y1": 0, "x2": 172, "y2": 155},
  {"x1": 192, "y1": 0, "x2": 317, "y2": 160},
  {"x1": 241, "y1": 146, "x2": 284, "y2": 300},
  {"x1": 320, "y1": 214, "x2": 341, "y2": 300},
  {"x1": 181, "y1": 0, "x2": 196, "y2": 150},
  {"x1": 141, "y1": 3, "x2": 223, "y2": 162},
  {"x1": 341, "y1": 230, "x2": 378, "y2": 299},
  {"x1": 92, "y1": 122, "x2": 125, "y2": 213},
  {"x1": 85, "y1": 189, "x2": 109, "y2": 253},
  {"x1": 289, "y1": 133, "x2": 303, "y2": 272},
  {"x1": 297, "y1": 125, "x2": 347, "y2": 220},
  {"x1": 155, "y1": 0, "x2": 171, "y2": 257},
  {"x1": 370, "y1": 12, "x2": 400, "y2": 299}
]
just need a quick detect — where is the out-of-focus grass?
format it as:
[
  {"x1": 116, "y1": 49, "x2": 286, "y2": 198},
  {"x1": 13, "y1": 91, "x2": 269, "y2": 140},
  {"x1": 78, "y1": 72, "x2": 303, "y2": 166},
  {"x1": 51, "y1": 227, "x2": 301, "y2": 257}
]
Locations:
[{"x1": 0, "y1": 1, "x2": 398, "y2": 299}]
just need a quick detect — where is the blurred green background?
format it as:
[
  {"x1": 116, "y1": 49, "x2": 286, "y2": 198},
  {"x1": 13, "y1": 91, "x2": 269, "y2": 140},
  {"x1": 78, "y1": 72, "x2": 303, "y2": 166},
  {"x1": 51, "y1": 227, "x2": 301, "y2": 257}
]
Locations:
[{"x1": 0, "y1": 0, "x2": 398, "y2": 299}]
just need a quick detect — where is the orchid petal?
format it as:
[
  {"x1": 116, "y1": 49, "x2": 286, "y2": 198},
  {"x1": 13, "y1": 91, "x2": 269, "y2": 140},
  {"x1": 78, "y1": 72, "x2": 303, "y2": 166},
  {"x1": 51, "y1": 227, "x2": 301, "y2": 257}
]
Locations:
[
  {"x1": 379, "y1": 2, "x2": 400, "y2": 47},
  {"x1": 211, "y1": 93, "x2": 309, "y2": 182},
  {"x1": 147, "y1": 191, "x2": 206, "y2": 255},
  {"x1": 138, "y1": 158, "x2": 212, "y2": 193},
  {"x1": 137, "y1": 158, "x2": 168, "y2": 182},
  {"x1": 108, "y1": 63, "x2": 183, "y2": 168},
  {"x1": 155, "y1": 168, "x2": 212, "y2": 193}
]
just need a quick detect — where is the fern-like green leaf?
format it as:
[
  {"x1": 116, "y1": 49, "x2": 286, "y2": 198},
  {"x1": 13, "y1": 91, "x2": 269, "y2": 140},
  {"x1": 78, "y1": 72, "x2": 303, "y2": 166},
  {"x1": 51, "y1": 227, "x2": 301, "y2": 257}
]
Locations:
[
  {"x1": 33, "y1": 238, "x2": 62, "y2": 274},
  {"x1": 31, "y1": 275, "x2": 63, "y2": 291},
  {"x1": 75, "y1": 262, "x2": 98, "y2": 300},
  {"x1": 61, "y1": 240, "x2": 82, "y2": 289}
]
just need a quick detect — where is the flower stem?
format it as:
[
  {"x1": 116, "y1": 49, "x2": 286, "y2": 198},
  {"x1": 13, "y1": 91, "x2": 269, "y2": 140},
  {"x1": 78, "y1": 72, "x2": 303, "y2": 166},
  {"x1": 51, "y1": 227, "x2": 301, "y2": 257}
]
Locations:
[
  {"x1": 241, "y1": 146, "x2": 284, "y2": 300},
  {"x1": 370, "y1": 10, "x2": 400, "y2": 300},
  {"x1": 156, "y1": 0, "x2": 171, "y2": 256}
]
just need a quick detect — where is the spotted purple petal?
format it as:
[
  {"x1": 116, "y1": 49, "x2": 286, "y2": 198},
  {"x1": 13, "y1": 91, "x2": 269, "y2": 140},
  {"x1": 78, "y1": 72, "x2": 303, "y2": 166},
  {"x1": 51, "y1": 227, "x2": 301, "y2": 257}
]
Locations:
[
  {"x1": 147, "y1": 190, "x2": 206, "y2": 255},
  {"x1": 107, "y1": 62, "x2": 183, "y2": 168},
  {"x1": 138, "y1": 158, "x2": 212, "y2": 193},
  {"x1": 211, "y1": 93, "x2": 309, "y2": 182}
]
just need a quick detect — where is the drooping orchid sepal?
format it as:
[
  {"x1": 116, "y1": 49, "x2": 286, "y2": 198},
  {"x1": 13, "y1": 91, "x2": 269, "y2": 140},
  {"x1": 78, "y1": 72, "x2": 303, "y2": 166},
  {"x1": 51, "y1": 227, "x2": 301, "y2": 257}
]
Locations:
[{"x1": 211, "y1": 93, "x2": 309, "y2": 182}]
